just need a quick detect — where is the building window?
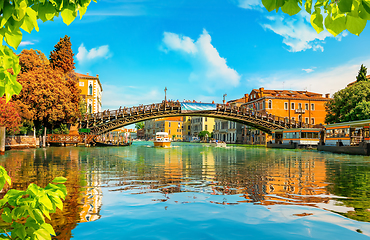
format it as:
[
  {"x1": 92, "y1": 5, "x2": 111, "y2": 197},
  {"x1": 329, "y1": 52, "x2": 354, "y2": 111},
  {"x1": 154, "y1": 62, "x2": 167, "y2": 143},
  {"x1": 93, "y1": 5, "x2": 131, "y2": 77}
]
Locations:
[
  {"x1": 262, "y1": 101, "x2": 265, "y2": 109},
  {"x1": 305, "y1": 103, "x2": 309, "y2": 110},
  {"x1": 169, "y1": 122, "x2": 171, "y2": 127},
  {"x1": 291, "y1": 103, "x2": 295, "y2": 110},
  {"x1": 311, "y1": 103, "x2": 315, "y2": 110},
  {"x1": 205, "y1": 117, "x2": 207, "y2": 122},
  {"x1": 284, "y1": 102, "x2": 288, "y2": 110},
  {"x1": 79, "y1": 82, "x2": 84, "y2": 87},
  {"x1": 205, "y1": 125, "x2": 208, "y2": 131},
  {"x1": 88, "y1": 104, "x2": 92, "y2": 114},
  {"x1": 268, "y1": 100, "x2": 272, "y2": 109},
  {"x1": 298, "y1": 103, "x2": 302, "y2": 110},
  {"x1": 169, "y1": 130, "x2": 171, "y2": 135},
  {"x1": 305, "y1": 117, "x2": 309, "y2": 124},
  {"x1": 311, "y1": 118, "x2": 315, "y2": 124},
  {"x1": 88, "y1": 84, "x2": 93, "y2": 95}
]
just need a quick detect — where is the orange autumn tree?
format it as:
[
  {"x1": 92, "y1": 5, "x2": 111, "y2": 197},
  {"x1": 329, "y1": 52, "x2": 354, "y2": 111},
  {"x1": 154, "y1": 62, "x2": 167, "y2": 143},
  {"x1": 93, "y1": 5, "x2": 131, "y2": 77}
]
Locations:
[
  {"x1": 0, "y1": 97, "x2": 21, "y2": 134},
  {"x1": 50, "y1": 36, "x2": 82, "y2": 118},
  {"x1": 12, "y1": 49, "x2": 80, "y2": 132}
]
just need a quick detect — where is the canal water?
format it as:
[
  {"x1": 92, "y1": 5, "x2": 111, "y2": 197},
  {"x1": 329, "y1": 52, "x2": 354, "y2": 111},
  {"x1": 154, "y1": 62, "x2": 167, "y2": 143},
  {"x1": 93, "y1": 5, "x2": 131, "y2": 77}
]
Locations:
[{"x1": 1, "y1": 142, "x2": 370, "y2": 239}]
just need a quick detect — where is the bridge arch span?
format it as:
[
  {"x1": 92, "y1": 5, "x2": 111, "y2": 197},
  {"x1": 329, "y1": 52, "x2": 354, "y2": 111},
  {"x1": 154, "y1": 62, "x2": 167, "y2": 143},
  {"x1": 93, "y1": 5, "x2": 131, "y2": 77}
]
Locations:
[{"x1": 79, "y1": 102, "x2": 311, "y2": 135}]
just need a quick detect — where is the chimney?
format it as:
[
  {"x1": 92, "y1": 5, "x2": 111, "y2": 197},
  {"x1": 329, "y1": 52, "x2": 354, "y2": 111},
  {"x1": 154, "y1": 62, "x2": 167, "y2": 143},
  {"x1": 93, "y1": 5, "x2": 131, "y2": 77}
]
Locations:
[
  {"x1": 325, "y1": 93, "x2": 330, "y2": 98},
  {"x1": 86, "y1": 72, "x2": 89, "y2": 76},
  {"x1": 244, "y1": 94, "x2": 249, "y2": 103},
  {"x1": 96, "y1": 74, "x2": 99, "y2": 78},
  {"x1": 259, "y1": 87, "x2": 264, "y2": 97}
]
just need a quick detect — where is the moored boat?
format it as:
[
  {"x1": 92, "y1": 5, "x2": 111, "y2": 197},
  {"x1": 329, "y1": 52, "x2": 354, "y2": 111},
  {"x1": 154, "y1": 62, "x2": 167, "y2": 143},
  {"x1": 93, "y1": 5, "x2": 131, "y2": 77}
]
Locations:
[
  {"x1": 209, "y1": 140, "x2": 226, "y2": 147},
  {"x1": 153, "y1": 132, "x2": 171, "y2": 147},
  {"x1": 317, "y1": 119, "x2": 370, "y2": 155},
  {"x1": 267, "y1": 128, "x2": 322, "y2": 149}
]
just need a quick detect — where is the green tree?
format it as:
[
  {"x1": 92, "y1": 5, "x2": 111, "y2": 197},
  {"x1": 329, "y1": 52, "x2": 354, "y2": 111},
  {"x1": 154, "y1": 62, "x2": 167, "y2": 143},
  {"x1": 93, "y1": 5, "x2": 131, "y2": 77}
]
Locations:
[
  {"x1": 135, "y1": 122, "x2": 145, "y2": 130},
  {"x1": 325, "y1": 81, "x2": 370, "y2": 123},
  {"x1": 261, "y1": 0, "x2": 370, "y2": 36},
  {"x1": 198, "y1": 131, "x2": 211, "y2": 139},
  {"x1": 356, "y1": 64, "x2": 368, "y2": 82},
  {"x1": 0, "y1": 0, "x2": 95, "y2": 102}
]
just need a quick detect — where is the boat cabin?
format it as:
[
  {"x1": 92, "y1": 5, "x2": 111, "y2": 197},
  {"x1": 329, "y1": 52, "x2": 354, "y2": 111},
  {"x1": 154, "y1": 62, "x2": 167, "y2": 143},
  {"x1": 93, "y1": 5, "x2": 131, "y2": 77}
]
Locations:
[
  {"x1": 324, "y1": 119, "x2": 370, "y2": 146},
  {"x1": 155, "y1": 132, "x2": 170, "y2": 142},
  {"x1": 271, "y1": 128, "x2": 321, "y2": 146}
]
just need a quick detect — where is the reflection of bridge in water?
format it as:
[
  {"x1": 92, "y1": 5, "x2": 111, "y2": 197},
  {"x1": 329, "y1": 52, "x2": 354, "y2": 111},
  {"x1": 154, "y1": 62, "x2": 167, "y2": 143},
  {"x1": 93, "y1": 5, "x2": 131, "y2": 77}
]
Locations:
[{"x1": 79, "y1": 102, "x2": 313, "y2": 136}]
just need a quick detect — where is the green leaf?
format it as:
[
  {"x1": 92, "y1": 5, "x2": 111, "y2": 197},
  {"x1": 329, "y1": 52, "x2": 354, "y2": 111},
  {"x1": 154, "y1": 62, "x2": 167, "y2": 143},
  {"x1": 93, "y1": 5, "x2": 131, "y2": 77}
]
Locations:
[
  {"x1": 33, "y1": 209, "x2": 45, "y2": 224},
  {"x1": 38, "y1": 2, "x2": 56, "y2": 22},
  {"x1": 61, "y1": 4, "x2": 77, "y2": 25},
  {"x1": 305, "y1": 0, "x2": 312, "y2": 14},
  {"x1": 0, "y1": 2, "x2": 14, "y2": 28},
  {"x1": 281, "y1": 0, "x2": 301, "y2": 16},
  {"x1": 311, "y1": 8, "x2": 324, "y2": 33},
  {"x1": 41, "y1": 223, "x2": 55, "y2": 236},
  {"x1": 359, "y1": 3, "x2": 370, "y2": 20},
  {"x1": 325, "y1": 14, "x2": 346, "y2": 36},
  {"x1": 39, "y1": 194, "x2": 54, "y2": 210},
  {"x1": 52, "y1": 177, "x2": 67, "y2": 184},
  {"x1": 338, "y1": 0, "x2": 353, "y2": 12},
  {"x1": 363, "y1": 0, "x2": 370, "y2": 13},
  {"x1": 34, "y1": 228, "x2": 51, "y2": 240},
  {"x1": 262, "y1": 0, "x2": 277, "y2": 12},
  {"x1": 346, "y1": 15, "x2": 367, "y2": 35},
  {"x1": 2, "y1": 207, "x2": 12, "y2": 223},
  {"x1": 4, "y1": 27, "x2": 22, "y2": 49}
]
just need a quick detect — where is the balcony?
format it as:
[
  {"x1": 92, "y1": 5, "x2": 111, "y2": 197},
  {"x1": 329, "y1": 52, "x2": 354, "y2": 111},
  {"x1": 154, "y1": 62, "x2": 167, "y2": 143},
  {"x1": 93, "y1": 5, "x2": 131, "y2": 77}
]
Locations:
[{"x1": 295, "y1": 109, "x2": 305, "y2": 114}]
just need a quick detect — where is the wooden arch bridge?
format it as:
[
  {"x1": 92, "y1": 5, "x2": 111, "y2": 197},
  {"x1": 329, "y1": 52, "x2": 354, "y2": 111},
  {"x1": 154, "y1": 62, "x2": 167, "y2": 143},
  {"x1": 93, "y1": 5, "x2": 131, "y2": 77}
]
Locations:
[{"x1": 79, "y1": 102, "x2": 313, "y2": 136}]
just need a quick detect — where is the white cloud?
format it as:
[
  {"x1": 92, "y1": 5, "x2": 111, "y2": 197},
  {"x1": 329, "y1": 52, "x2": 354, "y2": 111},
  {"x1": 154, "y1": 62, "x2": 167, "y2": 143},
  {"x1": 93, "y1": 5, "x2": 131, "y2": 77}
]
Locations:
[
  {"x1": 261, "y1": 12, "x2": 348, "y2": 52},
  {"x1": 302, "y1": 68, "x2": 315, "y2": 73},
  {"x1": 76, "y1": 43, "x2": 111, "y2": 65},
  {"x1": 238, "y1": 0, "x2": 263, "y2": 10},
  {"x1": 250, "y1": 58, "x2": 370, "y2": 96},
  {"x1": 102, "y1": 85, "x2": 162, "y2": 110},
  {"x1": 161, "y1": 29, "x2": 241, "y2": 92},
  {"x1": 19, "y1": 40, "x2": 38, "y2": 47}
]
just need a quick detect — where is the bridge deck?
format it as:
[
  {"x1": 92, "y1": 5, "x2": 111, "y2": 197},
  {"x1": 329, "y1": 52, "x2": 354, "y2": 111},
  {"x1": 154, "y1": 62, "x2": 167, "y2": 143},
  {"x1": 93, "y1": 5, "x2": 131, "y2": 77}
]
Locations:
[{"x1": 79, "y1": 102, "x2": 313, "y2": 135}]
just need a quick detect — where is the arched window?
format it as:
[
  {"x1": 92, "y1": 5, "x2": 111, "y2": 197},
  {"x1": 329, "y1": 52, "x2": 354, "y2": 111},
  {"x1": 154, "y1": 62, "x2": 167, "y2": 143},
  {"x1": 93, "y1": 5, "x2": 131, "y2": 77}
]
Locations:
[
  {"x1": 88, "y1": 84, "x2": 93, "y2": 95},
  {"x1": 88, "y1": 104, "x2": 92, "y2": 114},
  {"x1": 268, "y1": 100, "x2": 272, "y2": 109}
]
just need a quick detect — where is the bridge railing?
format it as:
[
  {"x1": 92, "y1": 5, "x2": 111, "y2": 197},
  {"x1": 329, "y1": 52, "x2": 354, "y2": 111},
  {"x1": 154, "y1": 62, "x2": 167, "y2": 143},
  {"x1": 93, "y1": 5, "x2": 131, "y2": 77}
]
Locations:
[{"x1": 80, "y1": 101, "x2": 313, "y2": 130}]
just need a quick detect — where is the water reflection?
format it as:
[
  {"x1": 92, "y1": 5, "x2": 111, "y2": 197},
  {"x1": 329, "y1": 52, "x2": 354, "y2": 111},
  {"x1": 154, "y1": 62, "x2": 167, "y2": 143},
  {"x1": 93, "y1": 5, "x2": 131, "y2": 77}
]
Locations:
[{"x1": 1, "y1": 143, "x2": 370, "y2": 239}]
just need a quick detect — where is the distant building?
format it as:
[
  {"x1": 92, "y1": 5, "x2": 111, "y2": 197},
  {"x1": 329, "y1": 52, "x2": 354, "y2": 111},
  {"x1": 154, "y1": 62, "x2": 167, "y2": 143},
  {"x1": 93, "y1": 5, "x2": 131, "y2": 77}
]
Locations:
[
  {"x1": 242, "y1": 88, "x2": 330, "y2": 125},
  {"x1": 239, "y1": 88, "x2": 331, "y2": 145},
  {"x1": 182, "y1": 117, "x2": 192, "y2": 142},
  {"x1": 190, "y1": 117, "x2": 215, "y2": 141},
  {"x1": 77, "y1": 73, "x2": 103, "y2": 114},
  {"x1": 144, "y1": 117, "x2": 183, "y2": 141},
  {"x1": 213, "y1": 95, "x2": 248, "y2": 144}
]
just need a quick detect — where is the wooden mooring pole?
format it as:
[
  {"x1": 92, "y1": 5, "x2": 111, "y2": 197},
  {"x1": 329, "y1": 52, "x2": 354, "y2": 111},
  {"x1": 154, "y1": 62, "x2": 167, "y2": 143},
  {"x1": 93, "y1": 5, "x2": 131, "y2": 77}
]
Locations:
[{"x1": 0, "y1": 127, "x2": 5, "y2": 155}]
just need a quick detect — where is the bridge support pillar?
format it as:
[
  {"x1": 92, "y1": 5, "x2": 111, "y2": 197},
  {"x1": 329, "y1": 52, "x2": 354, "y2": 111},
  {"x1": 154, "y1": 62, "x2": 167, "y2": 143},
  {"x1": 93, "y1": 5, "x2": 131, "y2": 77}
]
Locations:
[{"x1": 0, "y1": 127, "x2": 5, "y2": 155}]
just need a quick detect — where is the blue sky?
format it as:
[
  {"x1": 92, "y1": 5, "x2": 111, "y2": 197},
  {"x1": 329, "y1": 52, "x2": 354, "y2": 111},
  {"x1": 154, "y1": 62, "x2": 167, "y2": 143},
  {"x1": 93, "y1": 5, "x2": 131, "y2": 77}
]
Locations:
[{"x1": 16, "y1": 0, "x2": 370, "y2": 110}]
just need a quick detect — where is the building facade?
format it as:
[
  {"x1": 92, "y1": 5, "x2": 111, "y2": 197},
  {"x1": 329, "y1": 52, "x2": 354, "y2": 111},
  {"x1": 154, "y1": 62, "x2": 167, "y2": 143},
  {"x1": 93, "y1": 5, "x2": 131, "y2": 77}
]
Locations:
[
  {"x1": 182, "y1": 117, "x2": 192, "y2": 142},
  {"x1": 144, "y1": 117, "x2": 183, "y2": 141},
  {"x1": 239, "y1": 88, "x2": 330, "y2": 145},
  {"x1": 77, "y1": 73, "x2": 103, "y2": 114},
  {"x1": 190, "y1": 117, "x2": 215, "y2": 141}
]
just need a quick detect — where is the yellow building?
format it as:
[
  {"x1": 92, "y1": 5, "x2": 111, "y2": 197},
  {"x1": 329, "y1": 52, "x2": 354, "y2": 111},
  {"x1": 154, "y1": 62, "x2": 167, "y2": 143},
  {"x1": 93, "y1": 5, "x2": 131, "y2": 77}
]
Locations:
[
  {"x1": 190, "y1": 117, "x2": 215, "y2": 140},
  {"x1": 183, "y1": 117, "x2": 192, "y2": 141},
  {"x1": 77, "y1": 73, "x2": 103, "y2": 114},
  {"x1": 145, "y1": 117, "x2": 183, "y2": 141}
]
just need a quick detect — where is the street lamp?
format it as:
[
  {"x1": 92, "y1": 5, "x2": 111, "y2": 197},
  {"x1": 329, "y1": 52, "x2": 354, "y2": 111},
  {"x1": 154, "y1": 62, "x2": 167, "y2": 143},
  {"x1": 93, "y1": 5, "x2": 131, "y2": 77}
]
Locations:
[
  {"x1": 164, "y1": 87, "x2": 167, "y2": 102},
  {"x1": 223, "y1": 93, "x2": 227, "y2": 104}
]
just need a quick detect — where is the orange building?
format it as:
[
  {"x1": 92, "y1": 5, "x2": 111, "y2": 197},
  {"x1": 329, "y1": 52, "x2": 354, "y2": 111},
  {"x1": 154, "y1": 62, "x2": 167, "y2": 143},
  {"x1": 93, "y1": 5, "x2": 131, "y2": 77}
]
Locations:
[
  {"x1": 242, "y1": 88, "x2": 331, "y2": 125},
  {"x1": 77, "y1": 73, "x2": 103, "y2": 114}
]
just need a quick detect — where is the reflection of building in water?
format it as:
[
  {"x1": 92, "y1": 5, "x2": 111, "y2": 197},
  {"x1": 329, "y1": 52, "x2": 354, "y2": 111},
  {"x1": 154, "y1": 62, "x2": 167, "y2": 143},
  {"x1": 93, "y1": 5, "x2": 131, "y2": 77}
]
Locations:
[
  {"x1": 212, "y1": 151, "x2": 329, "y2": 206},
  {"x1": 79, "y1": 154, "x2": 103, "y2": 223},
  {"x1": 163, "y1": 149, "x2": 183, "y2": 184}
]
